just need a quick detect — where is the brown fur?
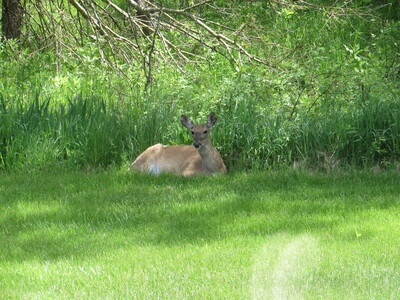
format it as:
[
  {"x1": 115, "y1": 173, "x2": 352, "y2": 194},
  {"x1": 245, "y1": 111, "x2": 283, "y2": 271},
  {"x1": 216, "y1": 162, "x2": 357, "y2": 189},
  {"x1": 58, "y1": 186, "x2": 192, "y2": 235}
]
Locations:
[{"x1": 131, "y1": 113, "x2": 227, "y2": 176}]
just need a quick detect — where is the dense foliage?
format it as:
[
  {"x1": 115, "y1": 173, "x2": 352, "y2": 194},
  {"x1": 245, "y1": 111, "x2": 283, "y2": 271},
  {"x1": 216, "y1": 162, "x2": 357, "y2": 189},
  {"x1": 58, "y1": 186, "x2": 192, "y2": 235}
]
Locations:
[{"x1": 0, "y1": 1, "x2": 399, "y2": 172}]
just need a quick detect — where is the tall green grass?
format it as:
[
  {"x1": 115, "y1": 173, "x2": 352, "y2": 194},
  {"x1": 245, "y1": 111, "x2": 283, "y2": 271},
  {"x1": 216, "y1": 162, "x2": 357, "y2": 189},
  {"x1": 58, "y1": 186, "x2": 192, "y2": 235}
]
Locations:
[
  {"x1": 0, "y1": 93, "x2": 174, "y2": 171},
  {"x1": 1, "y1": 86, "x2": 399, "y2": 172}
]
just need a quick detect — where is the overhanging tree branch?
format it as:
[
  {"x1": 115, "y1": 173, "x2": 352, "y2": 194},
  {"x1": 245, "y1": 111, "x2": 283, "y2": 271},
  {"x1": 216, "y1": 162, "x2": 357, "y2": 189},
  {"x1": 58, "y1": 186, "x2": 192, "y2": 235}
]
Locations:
[
  {"x1": 66, "y1": 0, "x2": 272, "y2": 68},
  {"x1": 12, "y1": 0, "x2": 378, "y2": 78}
]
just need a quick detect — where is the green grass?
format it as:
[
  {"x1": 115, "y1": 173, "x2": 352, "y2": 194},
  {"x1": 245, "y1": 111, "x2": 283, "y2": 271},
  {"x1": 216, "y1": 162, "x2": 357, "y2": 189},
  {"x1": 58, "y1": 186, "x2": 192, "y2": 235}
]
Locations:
[
  {"x1": 1, "y1": 170, "x2": 399, "y2": 299},
  {"x1": 2, "y1": 92, "x2": 400, "y2": 172}
]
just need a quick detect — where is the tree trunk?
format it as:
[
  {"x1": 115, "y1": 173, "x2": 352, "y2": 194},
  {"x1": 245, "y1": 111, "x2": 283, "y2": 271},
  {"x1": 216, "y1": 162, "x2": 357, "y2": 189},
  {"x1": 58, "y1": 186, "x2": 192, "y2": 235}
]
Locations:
[{"x1": 1, "y1": 0, "x2": 22, "y2": 40}]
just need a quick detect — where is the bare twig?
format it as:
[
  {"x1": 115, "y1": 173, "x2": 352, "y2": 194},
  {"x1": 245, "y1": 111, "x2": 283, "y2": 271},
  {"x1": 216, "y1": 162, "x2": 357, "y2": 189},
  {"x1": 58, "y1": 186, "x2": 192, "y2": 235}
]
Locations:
[{"x1": 18, "y1": 0, "x2": 376, "y2": 79}]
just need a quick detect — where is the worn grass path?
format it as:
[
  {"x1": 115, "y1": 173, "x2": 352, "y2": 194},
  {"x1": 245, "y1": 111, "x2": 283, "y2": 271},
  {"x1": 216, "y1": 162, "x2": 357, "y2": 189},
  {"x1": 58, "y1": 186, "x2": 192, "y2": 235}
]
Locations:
[{"x1": 1, "y1": 170, "x2": 399, "y2": 299}]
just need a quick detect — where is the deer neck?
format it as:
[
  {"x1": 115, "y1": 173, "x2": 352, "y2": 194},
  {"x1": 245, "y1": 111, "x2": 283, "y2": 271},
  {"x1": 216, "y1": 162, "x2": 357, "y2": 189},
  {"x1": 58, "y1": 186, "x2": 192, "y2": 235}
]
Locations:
[
  {"x1": 197, "y1": 136, "x2": 212, "y2": 153},
  {"x1": 197, "y1": 138, "x2": 220, "y2": 172}
]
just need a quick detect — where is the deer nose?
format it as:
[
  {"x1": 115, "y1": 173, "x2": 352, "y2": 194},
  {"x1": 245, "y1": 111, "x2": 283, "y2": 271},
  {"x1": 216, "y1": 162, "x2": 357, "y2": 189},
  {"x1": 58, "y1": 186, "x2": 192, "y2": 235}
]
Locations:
[{"x1": 194, "y1": 141, "x2": 202, "y2": 149}]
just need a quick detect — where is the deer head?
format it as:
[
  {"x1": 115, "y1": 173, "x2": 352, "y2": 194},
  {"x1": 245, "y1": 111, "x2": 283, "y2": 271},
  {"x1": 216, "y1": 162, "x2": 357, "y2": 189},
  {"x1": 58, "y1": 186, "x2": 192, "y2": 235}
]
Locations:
[{"x1": 181, "y1": 112, "x2": 217, "y2": 150}]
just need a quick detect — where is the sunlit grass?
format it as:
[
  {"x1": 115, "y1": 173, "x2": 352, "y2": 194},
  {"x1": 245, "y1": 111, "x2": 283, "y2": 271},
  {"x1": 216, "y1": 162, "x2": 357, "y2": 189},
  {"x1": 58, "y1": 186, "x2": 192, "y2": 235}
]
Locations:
[{"x1": 1, "y1": 170, "x2": 399, "y2": 298}]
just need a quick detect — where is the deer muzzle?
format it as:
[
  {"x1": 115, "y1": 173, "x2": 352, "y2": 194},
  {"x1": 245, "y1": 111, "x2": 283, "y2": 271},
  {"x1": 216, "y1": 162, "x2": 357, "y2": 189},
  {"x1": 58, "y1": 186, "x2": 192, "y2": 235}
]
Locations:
[{"x1": 194, "y1": 141, "x2": 202, "y2": 149}]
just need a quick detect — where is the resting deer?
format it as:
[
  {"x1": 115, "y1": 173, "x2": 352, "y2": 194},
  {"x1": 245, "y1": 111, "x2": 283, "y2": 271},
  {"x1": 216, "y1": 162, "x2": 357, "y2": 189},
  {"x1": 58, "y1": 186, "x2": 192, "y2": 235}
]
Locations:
[{"x1": 130, "y1": 112, "x2": 227, "y2": 176}]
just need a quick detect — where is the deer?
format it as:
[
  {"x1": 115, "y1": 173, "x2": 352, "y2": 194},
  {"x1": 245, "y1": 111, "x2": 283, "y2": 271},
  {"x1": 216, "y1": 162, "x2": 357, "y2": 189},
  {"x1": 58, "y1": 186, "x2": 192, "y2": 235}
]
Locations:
[{"x1": 130, "y1": 112, "x2": 227, "y2": 176}]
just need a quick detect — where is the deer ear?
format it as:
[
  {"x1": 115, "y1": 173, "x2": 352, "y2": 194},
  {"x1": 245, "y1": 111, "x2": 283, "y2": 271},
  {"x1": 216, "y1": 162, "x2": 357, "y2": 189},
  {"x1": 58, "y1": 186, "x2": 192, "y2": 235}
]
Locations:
[
  {"x1": 206, "y1": 112, "x2": 217, "y2": 128},
  {"x1": 181, "y1": 115, "x2": 194, "y2": 129}
]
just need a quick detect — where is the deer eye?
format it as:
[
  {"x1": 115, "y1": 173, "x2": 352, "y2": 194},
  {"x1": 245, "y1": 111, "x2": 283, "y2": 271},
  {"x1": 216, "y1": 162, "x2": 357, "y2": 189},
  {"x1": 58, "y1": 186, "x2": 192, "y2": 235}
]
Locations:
[{"x1": 203, "y1": 130, "x2": 208, "y2": 134}]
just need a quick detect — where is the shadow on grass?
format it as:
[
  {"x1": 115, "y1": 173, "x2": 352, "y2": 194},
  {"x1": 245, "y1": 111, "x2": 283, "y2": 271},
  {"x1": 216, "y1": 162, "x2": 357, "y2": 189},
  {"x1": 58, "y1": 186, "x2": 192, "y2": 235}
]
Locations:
[{"x1": 1, "y1": 170, "x2": 399, "y2": 262}]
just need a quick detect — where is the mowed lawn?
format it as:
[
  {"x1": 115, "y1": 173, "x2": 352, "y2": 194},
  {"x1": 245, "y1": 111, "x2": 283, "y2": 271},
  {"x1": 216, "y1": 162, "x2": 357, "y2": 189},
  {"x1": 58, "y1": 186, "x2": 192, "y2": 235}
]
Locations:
[{"x1": 0, "y1": 170, "x2": 399, "y2": 299}]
